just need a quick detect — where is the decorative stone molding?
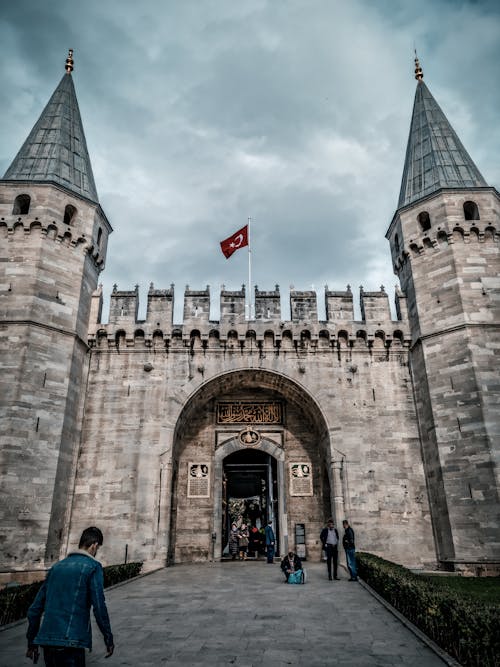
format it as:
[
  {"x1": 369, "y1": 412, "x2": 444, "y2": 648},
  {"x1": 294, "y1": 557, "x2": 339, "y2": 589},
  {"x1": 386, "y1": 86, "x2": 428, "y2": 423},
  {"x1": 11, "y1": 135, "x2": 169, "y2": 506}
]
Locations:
[{"x1": 238, "y1": 427, "x2": 261, "y2": 446}]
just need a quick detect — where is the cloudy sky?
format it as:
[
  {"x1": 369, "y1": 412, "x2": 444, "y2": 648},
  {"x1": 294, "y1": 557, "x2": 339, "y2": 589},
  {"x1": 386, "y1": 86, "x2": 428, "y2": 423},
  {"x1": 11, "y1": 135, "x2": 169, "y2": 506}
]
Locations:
[{"x1": 1, "y1": 0, "x2": 499, "y2": 322}]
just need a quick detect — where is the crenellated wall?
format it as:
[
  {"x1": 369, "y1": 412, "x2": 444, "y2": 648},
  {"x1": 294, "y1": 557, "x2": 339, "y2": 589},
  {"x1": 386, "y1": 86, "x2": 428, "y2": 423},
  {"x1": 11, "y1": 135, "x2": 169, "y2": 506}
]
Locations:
[
  {"x1": 65, "y1": 280, "x2": 437, "y2": 571},
  {"x1": 2, "y1": 64, "x2": 498, "y2": 582},
  {"x1": 89, "y1": 284, "x2": 410, "y2": 349}
]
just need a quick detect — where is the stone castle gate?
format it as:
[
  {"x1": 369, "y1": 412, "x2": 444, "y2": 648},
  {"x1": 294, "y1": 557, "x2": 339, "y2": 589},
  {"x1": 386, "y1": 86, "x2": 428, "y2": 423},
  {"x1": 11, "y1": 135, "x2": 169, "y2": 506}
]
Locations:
[{"x1": 168, "y1": 369, "x2": 333, "y2": 563}]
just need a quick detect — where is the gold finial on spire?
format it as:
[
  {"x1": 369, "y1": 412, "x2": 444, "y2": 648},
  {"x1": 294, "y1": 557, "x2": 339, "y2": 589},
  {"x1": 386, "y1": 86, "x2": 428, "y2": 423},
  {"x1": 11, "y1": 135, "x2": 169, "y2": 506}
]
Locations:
[
  {"x1": 65, "y1": 49, "x2": 74, "y2": 74},
  {"x1": 414, "y1": 50, "x2": 423, "y2": 81}
]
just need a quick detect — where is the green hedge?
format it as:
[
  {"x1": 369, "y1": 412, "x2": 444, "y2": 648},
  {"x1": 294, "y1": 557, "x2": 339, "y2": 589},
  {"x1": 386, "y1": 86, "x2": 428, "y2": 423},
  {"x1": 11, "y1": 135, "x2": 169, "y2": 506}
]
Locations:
[
  {"x1": 103, "y1": 562, "x2": 142, "y2": 588},
  {"x1": 0, "y1": 562, "x2": 142, "y2": 627},
  {"x1": 356, "y1": 552, "x2": 500, "y2": 667}
]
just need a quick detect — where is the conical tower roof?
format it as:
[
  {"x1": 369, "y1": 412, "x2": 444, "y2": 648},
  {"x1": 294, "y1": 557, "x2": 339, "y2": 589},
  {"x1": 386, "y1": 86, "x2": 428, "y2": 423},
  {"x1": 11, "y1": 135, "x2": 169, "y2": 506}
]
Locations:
[
  {"x1": 3, "y1": 52, "x2": 98, "y2": 203},
  {"x1": 398, "y1": 70, "x2": 487, "y2": 209}
]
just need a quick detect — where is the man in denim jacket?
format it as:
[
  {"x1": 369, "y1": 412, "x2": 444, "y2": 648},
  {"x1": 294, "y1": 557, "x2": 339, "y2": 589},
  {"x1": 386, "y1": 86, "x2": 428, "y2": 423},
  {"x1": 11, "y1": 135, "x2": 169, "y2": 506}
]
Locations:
[{"x1": 26, "y1": 527, "x2": 114, "y2": 666}]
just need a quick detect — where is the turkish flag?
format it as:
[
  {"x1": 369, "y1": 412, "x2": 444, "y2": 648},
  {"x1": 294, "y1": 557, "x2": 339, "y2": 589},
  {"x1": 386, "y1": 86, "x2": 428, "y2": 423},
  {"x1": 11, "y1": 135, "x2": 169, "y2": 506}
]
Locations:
[{"x1": 220, "y1": 224, "x2": 249, "y2": 259}]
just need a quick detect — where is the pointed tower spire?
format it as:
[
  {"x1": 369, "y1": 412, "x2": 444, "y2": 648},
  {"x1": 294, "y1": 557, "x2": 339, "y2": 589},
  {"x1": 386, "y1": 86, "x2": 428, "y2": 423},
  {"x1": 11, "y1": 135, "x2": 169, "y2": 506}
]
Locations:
[
  {"x1": 3, "y1": 49, "x2": 99, "y2": 203},
  {"x1": 398, "y1": 56, "x2": 487, "y2": 208}
]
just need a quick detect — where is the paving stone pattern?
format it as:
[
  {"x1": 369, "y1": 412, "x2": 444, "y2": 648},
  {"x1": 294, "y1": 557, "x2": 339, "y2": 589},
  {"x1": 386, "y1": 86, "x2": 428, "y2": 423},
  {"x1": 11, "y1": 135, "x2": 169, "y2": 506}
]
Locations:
[{"x1": 0, "y1": 562, "x2": 447, "y2": 666}]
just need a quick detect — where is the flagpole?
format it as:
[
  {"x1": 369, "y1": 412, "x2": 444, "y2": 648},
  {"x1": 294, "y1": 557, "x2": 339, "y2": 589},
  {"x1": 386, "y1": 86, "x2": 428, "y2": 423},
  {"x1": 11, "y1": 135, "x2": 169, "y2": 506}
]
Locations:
[{"x1": 247, "y1": 216, "x2": 252, "y2": 320}]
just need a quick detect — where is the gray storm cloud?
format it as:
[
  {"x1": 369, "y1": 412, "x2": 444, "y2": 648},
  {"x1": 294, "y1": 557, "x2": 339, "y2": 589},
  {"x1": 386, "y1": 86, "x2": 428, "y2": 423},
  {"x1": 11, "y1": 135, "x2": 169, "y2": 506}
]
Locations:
[{"x1": 1, "y1": 0, "x2": 499, "y2": 321}]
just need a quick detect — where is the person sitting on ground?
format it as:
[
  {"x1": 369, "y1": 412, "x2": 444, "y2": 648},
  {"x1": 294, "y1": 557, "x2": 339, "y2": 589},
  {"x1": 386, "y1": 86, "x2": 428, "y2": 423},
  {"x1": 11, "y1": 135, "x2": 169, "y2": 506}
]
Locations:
[{"x1": 280, "y1": 551, "x2": 302, "y2": 582}]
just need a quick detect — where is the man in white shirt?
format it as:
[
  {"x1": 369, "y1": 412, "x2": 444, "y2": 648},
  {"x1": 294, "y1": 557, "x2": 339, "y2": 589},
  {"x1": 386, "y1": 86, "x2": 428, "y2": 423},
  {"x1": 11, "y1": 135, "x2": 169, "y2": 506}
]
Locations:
[{"x1": 320, "y1": 518, "x2": 340, "y2": 580}]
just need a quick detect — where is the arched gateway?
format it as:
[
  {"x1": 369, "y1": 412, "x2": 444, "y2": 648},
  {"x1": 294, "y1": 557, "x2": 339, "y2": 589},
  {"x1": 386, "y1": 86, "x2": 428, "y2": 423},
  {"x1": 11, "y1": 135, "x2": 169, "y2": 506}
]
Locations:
[{"x1": 168, "y1": 369, "x2": 332, "y2": 563}]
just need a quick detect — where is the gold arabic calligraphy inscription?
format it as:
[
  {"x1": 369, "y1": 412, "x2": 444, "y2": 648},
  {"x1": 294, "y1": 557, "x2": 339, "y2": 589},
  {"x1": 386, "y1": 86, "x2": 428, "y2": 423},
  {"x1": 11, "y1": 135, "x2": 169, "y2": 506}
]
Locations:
[{"x1": 217, "y1": 402, "x2": 283, "y2": 425}]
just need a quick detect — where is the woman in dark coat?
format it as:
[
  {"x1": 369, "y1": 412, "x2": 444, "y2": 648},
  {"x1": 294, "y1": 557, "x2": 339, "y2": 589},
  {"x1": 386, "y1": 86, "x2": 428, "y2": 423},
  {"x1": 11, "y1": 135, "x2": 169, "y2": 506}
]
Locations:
[
  {"x1": 238, "y1": 524, "x2": 249, "y2": 560},
  {"x1": 229, "y1": 523, "x2": 239, "y2": 560},
  {"x1": 248, "y1": 525, "x2": 261, "y2": 558}
]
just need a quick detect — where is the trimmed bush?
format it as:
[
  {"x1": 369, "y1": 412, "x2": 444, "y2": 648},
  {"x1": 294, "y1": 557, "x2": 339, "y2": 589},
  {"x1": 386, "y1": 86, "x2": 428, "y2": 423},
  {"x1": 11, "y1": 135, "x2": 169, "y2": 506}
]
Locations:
[
  {"x1": 103, "y1": 562, "x2": 143, "y2": 588},
  {"x1": 0, "y1": 562, "x2": 142, "y2": 626},
  {"x1": 0, "y1": 581, "x2": 44, "y2": 627},
  {"x1": 357, "y1": 552, "x2": 500, "y2": 667}
]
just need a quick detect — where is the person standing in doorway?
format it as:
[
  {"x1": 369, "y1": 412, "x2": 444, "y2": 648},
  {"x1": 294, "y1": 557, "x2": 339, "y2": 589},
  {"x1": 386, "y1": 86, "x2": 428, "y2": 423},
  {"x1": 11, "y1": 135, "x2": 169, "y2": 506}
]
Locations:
[
  {"x1": 26, "y1": 526, "x2": 114, "y2": 666},
  {"x1": 264, "y1": 520, "x2": 275, "y2": 564},
  {"x1": 249, "y1": 525, "x2": 261, "y2": 559},
  {"x1": 238, "y1": 523, "x2": 249, "y2": 560},
  {"x1": 320, "y1": 518, "x2": 340, "y2": 580},
  {"x1": 342, "y1": 519, "x2": 358, "y2": 581},
  {"x1": 229, "y1": 522, "x2": 239, "y2": 560}
]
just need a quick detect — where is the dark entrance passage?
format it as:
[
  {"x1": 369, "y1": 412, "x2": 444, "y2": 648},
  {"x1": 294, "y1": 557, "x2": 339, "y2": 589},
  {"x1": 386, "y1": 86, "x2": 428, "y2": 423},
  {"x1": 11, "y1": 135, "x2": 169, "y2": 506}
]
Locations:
[{"x1": 222, "y1": 449, "x2": 279, "y2": 558}]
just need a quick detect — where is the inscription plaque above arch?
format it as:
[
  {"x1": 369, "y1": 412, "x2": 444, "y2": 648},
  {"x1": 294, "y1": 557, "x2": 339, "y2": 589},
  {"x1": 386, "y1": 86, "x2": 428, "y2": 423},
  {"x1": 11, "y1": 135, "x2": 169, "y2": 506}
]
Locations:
[{"x1": 217, "y1": 401, "x2": 283, "y2": 425}]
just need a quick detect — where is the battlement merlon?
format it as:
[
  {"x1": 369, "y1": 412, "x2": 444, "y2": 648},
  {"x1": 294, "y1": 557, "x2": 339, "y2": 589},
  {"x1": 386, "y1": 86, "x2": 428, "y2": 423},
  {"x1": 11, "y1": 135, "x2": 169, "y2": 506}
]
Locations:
[
  {"x1": 89, "y1": 284, "x2": 410, "y2": 343},
  {"x1": 290, "y1": 290, "x2": 318, "y2": 323},
  {"x1": 183, "y1": 285, "x2": 210, "y2": 326},
  {"x1": 360, "y1": 286, "x2": 392, "y2": 324},
  {"x1": 255, "y1": 285, "x2": 281, "y2": 320},
  {"x1": 325, "y1": 286, "x2": 354, "y2": 322}
]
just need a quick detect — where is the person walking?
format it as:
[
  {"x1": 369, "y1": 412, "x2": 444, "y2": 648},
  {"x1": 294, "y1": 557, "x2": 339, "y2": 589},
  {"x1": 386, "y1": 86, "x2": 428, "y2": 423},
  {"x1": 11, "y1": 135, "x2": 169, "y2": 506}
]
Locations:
[
  {"x1": 320, "y1": 518, "x2": 340, "y2": 580},
  {"x1": 26, "y1": 526, "x2": 114, "y2": 666},
  {"x1": 342, "y1": 519, "x2": 358, "y2": 581},
  {"x1": 264, "y1": 520, "x2": 275, "y2": 564}
]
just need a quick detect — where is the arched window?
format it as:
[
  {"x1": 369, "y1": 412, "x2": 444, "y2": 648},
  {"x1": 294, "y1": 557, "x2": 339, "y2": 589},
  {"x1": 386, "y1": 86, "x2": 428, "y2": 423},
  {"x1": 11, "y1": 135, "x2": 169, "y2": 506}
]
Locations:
[
  {"x1": 63, "y1": 204, "x2": 77, "y2": 225},
  {"x1": 374, "y1": 330, "x2": 386, "y2": 348},
  {"x1": 13, "y1": 194, "x2": 31, "y2": 215},
  {"x1": 463, "y1": 201, "x2": 480, "y2": 221},
  {"x1": 227, "y1": 330, "x2": 238, "y2": 348},
  {"x1": 417, "y1": 211, "x2": 431, "y2": 232},
  {"x1": 115, "y1": 330, "x2": 126, "y2": 347},
  {"x1": 437, "y1": 230, "x2": 449, "y2": 245},
  {"x1": 394, "y1": 233, "x2": 400, "y2": 253},
  {"x1": 97, "y1": 228, "x2": 103, "y2": 248},
  {"x1": 153, "y1": 330, "x2": 164, "y2": 348},
  {"x1": 264, "y1": 330, "x2": 275, "y2": 348},
  {"x1": 97, "y1": 330, "x2": 108, "y2": 347},
  {"x1": 393, "y1": 330, "x2": 404, "y2": 347},
  {"x1": 281, "y1": 330, "x2": 293, "y2": 350},
  {"x1": 337, "y1": 330, "x2": 349, "y2": 347},
  {"x1": 190, "y1": 330, "x2": 202, "y2": 351},
  {"x1": 208, "y1": 330, "x2": 220, "y2": 348}
]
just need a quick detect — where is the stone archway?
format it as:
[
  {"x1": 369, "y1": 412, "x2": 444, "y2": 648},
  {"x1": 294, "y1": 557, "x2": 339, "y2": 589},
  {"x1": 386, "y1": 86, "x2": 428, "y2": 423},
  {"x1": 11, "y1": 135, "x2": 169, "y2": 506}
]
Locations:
[
  {"x1": 169, "y1": 369, "x2": 332, "y2": 564},
  {"x1": 214, "y1": 436, "x2": 285, "y2": 560}
]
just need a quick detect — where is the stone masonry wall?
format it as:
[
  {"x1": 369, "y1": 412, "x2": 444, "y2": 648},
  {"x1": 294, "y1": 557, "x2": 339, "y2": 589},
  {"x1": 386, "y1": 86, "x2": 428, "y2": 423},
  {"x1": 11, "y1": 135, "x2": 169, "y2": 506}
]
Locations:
[
  {"x1": 67, "y1": 285, "x2": 436, "y2": 570},
  {"x1": 387, "y1": 188, "x2": 500, "y2": 569},
  {"x1": 0, "y1": 181, "x2": 110, "y2": 571}
]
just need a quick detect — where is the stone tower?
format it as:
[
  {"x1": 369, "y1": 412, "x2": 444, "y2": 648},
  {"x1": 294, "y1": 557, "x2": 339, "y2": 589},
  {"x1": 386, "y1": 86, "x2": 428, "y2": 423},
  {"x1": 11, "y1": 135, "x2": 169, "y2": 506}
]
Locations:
[
  {"x1": 386, "y1": 59, "x2": 500, "y2": 573},
  {"x1": 0, "y1": 51, "x2": 112, "y2": 572}
]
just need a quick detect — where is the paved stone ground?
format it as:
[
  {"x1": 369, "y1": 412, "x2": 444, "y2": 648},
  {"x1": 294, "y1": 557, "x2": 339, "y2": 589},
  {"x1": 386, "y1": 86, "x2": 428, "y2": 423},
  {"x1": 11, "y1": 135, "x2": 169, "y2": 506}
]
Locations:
[{"x1": 0, "y1": 562, "x2": 448, "y2": 666}]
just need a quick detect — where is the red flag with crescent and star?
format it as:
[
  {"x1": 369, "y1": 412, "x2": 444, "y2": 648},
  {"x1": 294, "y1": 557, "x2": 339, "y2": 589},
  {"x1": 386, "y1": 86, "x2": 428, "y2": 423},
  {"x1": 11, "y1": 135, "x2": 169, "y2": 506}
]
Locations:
[{"x1": 220, "y1": 224, "x2": 249, "y2": 259}]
